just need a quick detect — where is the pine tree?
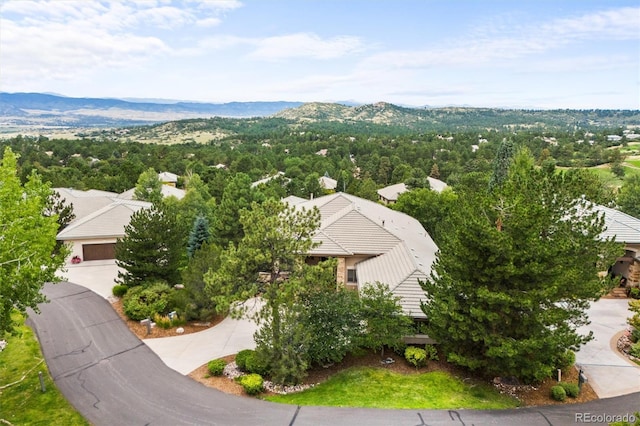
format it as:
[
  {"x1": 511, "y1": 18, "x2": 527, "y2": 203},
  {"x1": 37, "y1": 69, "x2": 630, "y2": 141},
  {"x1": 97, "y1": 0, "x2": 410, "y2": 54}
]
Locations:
[
  {"x1": 421, "y1": 148, "x2": 622, "y2": 383},
  {"x1": 115, "y1": 203, "x2": 183, "y2": 287},
  {"x1": 187, "y1": 215, "x2": 211, "y2": 258}
]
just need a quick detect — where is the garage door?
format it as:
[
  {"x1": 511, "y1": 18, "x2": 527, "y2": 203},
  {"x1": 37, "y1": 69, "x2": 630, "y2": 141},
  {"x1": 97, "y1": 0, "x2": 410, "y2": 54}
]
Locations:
[{"x1": 82, "y1": 243, "x2": 116, "y2": 261}]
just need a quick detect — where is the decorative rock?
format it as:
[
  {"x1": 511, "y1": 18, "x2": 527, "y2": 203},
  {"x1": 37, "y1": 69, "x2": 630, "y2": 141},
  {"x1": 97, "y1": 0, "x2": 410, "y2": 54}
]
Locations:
[
  {"x1": 176, "y1": 327, "x2": 185, "y2": 334},
  {"x1": 0, "y1": 340, "x2": 7, "y2": 352}
]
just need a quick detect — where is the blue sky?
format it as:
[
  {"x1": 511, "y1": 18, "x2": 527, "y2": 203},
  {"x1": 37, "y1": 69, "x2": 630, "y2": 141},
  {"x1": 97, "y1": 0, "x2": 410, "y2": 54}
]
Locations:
[{"x1": 1, "y1": 0, "x2": 638, "y2": 108}]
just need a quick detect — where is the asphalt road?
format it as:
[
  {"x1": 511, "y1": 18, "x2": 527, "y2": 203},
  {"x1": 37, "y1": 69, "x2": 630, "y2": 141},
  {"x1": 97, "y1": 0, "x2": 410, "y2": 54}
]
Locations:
[{"x1": 27, "y1": 282, "x2": 640, "y2": 426}]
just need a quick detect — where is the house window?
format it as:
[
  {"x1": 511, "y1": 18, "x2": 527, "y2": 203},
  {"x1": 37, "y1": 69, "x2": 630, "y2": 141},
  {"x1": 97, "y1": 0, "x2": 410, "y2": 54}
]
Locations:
[{"x1": 347, "y1": 269, "x2": 357, "y2": 283}]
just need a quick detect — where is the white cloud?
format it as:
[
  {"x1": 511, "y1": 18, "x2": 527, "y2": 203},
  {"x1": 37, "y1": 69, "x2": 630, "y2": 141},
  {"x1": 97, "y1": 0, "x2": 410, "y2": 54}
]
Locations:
[{"x1": 247, "y1": 33, "x2": 364, "y2": 60}]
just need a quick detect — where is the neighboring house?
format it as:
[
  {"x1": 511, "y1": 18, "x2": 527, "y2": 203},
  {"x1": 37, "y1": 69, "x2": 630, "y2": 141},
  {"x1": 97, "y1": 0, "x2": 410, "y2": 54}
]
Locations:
[
  {"x1": 596, "y1": 205, "x2": 640, "y2": 287},
  {"x1": 288, "y1": 192, "x2": 438, "y2": 318},
  {"x1": 251, "y1": 171, "x2": 288, "y2": 188},
  {"x1": 377, "y1": 178, "x2": 448, "y2": 204},
  {"x1": 118, "y1": 185, "x2": 186, "y2": 200},
  {"x1": 57, "y1": 196, "x2": 151, "y2": 262},
  {"x1": 318, "y1": 174, "x2": 337, "y2": 191},
  {"x1": 158, "y1": 171, "x2": 179, "y2": 186}
]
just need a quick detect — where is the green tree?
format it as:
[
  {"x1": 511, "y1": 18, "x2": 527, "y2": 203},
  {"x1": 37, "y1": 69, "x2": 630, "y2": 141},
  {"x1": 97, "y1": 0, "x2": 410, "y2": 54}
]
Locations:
[
  {"x1": 181, "y1": 242, "x2": 221, "y2": 320},
  {"x1": 299, "y1": 287, "x2": 363, "y2": 366},
  {"x1": 211, "y1": 173, "x2": 262, "y2": 246},
  {"x1": 0, "y1": 147, "x2": 68, "y2": 335},
  {"x1": 393, "y1": 187, "x2": 457, "y2": 246},
  {"x1": 45, "y1": 189, "x2": 75, "y2": 255},
  {"x1": 115, "y1": 203, "x2": 183, "y2": 287},
  {"x1": 421, "y1": 149, "x2": 622, "y2": 383},
  {"x1": 205, "y1": 199, "x2": 320, "y2": 384},
  {"x1": 359, "y1": 282, "x2": 413, "y2": 357},
  {"x1": 134, "y1": 167, "x2": 163, "y2": 204},
  {"x1": 187, "y1": 215, "x2": 211, "y2": 258},
  {"x1": 617, "y1": 175, "x2": 640, "y2": 218},
  {"x1": 488, "y1": 138, "x2": 515, "y2": 191}
]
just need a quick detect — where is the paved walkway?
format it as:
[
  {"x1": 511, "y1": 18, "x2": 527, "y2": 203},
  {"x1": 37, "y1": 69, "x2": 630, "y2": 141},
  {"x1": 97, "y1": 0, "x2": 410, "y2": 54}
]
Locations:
[{"x1": 575, "y1": 299, "x2": 640, "y2": 398}]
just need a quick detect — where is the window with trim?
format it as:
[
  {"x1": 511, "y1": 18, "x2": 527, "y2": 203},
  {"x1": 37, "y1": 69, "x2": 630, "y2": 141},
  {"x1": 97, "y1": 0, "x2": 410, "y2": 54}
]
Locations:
[{"x1": 347, "y1": 268, "x2": 357, "y2": 283}]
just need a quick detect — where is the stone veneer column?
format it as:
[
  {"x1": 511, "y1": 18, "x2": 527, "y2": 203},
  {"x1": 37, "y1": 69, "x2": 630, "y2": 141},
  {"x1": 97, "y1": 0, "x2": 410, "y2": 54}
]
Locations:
[{"x1": 336, "y1": 257, "x2": 346, "y2": 284}]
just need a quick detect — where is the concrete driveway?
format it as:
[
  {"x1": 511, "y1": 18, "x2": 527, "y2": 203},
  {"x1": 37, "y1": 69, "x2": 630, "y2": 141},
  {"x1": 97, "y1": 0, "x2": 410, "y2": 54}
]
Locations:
[
  {"x1": 61, "y1": 259, "x2": 120, "y2": 299},
  {"x1": 575, "y1": 299, "x2": 640, "y2": 398}
]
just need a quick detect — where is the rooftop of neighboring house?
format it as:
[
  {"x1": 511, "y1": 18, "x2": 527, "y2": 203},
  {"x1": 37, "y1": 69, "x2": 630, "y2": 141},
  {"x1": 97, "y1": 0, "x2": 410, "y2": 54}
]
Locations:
[
  {"x1": 595, "y1": 205, "x2": 640, "y2": 245},
  {"x1": 377, "y1": 178, "x2": 448, "y2": 202}
]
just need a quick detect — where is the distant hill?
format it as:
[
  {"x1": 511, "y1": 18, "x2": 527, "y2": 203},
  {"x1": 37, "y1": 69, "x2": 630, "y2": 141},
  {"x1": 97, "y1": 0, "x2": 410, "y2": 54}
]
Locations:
[
  {"x1": 275, "y1": 101, "x2": 640, "y2": 131},
  {"x1": 0, "y1": 92, "x2": 303, "y2": 127}
]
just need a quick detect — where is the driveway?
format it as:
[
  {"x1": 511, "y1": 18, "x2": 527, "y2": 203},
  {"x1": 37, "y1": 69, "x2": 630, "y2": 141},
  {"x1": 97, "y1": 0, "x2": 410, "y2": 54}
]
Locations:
[
  {"x1": 575, "y1": 299, "x2": 640, "y2": 398},
  {"x1": 62, "y1": 259, "x2": 121, "y2": 299},
  {"x1": 27, "y1": 282, "x2": 640, "y2": 426}
]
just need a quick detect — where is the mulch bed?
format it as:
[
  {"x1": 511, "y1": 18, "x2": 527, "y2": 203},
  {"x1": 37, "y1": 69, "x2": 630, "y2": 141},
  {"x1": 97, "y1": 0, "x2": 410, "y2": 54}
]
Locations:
[
  {"x1": 110, "y1": 298, "x2": 223, "y2": 340},
  {"x1": 187, "y1": 350, "x2": 599, "y2": 407}
]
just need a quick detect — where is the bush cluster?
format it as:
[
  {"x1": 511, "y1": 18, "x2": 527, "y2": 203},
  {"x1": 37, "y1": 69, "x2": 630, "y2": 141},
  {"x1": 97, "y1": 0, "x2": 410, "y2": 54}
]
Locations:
[
  {"x1": 153, "y1": 313, "x2": 187, "y2": 329},
  {"x1": 235, "y1": 349, "x2": 254, "y2": 372},
  {"x1": 550, "y1": 385, "x2": 566, "y2": 401},
  {"x1": 560, "y1": 382, "x2": 580, "y2": 398},
  {"x1": 404, "y1": 346, "x2": 427, "y2": 369},
  {"x1": 630, "y1": 342, "x2": 640, "y2": 358},
  {"x1": 237, "y1": 374, "x2": 263, "y2": 395},
  {"x1": 207, "y1": 359, "x2": 227, "y2": 376},
  {"x1": 122, "y1": 282, "x2": 172, "y2": 321}
]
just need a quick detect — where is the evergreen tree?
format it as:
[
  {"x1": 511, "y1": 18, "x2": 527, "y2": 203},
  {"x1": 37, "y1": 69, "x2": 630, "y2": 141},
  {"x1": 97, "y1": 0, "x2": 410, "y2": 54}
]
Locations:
[
  {"x1": 187, "y1": 215, "x2": 211, "y2": 258},
  {"x1": 205, "y1": 199, "x2": 320, "y2": 384},
  {"x1": 488, "y1": 138, "x2": 515, "y2": 192},
  {"x1": 115, "y1": 203, "x2": 183, "y2": 287},
  {"x1": 421, "y1": 149, "x2": 622, "y2": 383},
  {"x1": 211, "y1": 173, "x2": 262, "y2": 246}
]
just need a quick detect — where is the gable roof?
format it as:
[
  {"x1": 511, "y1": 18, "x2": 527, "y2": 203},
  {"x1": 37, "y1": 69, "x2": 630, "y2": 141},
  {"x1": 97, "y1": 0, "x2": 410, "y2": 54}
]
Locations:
[
  {"x1": 319, "y1": 175, "x2": 337, "y2": 190},
  {"x1": 377, "y1": 178, "x2": 448, "y2": 202},
  {"x1": 290, "y1": 192, "x2": 438, "y2": 318},
  {"x1": 57, "y1": 199, "x2": 151, "y2": 240},
  {"x1": 596, "y1": 205, "x2": 640, "y2": 244},
  {"x1": 158, "y1": 171, "x2": 178, "y2": 183},
  {"x1": 54, "y1": 188, "x2": 120, "y2": 221}
]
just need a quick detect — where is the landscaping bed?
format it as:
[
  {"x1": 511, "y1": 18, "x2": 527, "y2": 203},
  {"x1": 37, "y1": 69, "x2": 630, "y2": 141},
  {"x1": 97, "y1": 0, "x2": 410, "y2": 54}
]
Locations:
[
  {"x1": 111, "y1": 298, "x2": 223, "y2": 339},
  {"x1": 189, "y1": 350, "x2": 598, "y2": 408}
]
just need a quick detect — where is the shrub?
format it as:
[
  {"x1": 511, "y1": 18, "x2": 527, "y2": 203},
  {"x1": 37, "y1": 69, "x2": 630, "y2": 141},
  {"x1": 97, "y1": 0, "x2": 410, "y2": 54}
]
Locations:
[
  {"x1": 556, "y1": 350, "x2": 576, "y2": 371},
  {"x1": 237, "y1": 374, "x2": 263, "y2": 395},
  {"x1": 112, "y1": 284, "x2": 128, "y2": 297},
  {"x1": 245, "y1": 351, "x2": 270, "y2": 376},
  {"x1": 404, "y1": 346, "x2": 427, "y2": 369},
  {"x1": 631, "y1": 328, "x2": 640, "y2": 343},
  {"x1": 207, "y1": 359, "x2": 226, "y2": 376},
  {"x1": 550, "y1": 385, "x2": 566, "y2": 401},
  {"x1": 424, "y1": 344, "x2": 439, "y2": 361},
  {"x1": 560, "y1": 382, "x2": 580, "y2": 398},
  {"x1": 630, "y1": 342, "x2": 640, "y2": 358},
  {"x1": 630, "y1": 288, "x2": 640, "y2": 299},
  {"x1": 235, "y1": 349, "x2": 254, "y2": 372},
  {"x1": 122, "y1": 282, "x2": 171, "y2": 321}
]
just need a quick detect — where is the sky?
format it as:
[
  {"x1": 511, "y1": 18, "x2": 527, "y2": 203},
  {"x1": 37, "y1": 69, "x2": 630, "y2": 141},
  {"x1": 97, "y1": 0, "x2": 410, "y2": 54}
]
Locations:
[{"x1": 1, "y1": 0, "x2": 639, "y2": 109}]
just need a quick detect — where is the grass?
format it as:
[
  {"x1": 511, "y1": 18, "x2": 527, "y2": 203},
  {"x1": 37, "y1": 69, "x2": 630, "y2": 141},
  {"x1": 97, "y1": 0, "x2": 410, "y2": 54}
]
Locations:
[
  {"x1": 265, "y1": 367, "x2": 520, "y2": 410},
  {"x1": 0, "y1": 312, "x2": 89, "y2": 425}
]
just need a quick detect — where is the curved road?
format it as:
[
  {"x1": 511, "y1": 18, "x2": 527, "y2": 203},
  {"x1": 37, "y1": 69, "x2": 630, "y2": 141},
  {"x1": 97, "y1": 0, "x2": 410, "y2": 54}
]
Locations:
[{"x1": 28, "y1": 282, "x2": 639, "y2": 426}]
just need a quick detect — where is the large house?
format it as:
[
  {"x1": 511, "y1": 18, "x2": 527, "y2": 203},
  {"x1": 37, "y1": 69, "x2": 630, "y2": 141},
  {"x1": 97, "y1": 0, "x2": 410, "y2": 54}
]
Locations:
[
  {"x1": 286, "y1": 192, "x2": 438, "y2": 318},
  {"x1": 55, "y1": 172, "x2": 184, "y2": 262}
]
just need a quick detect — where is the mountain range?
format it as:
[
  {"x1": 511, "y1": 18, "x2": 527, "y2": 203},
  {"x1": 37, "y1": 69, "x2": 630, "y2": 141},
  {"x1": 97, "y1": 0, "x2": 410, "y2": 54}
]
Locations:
[
  {"x1": 0, "y1": 92, "x2": 303, "y2": 127},
  {"x1": 1, "y1": 92, "x2": 639, "y2": 132}
]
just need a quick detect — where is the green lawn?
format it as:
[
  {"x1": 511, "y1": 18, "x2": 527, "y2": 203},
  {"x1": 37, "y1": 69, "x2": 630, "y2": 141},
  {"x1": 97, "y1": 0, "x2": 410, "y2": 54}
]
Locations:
[
  {"x1": 265, "y1": 367, "x2": 520, "y2": 409},
  {"x1": 0, "y1": 313, "x2": 89, "y2": 425}
]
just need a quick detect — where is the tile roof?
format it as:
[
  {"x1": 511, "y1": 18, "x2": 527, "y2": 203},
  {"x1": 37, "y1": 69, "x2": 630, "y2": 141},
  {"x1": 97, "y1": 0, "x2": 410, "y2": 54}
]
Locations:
[
  {"x1": 290, "y1": 192, "x2": 438, "y2": 318},
  {"x1": 377, "y1": 178, "x2": 448, "y2": 202},
  {"x1": 595, "y1": 205, "x2": 640, "y2": 244},
  {"x1": 57, "y1": 199, "x2": 151, "y2": 240}
]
